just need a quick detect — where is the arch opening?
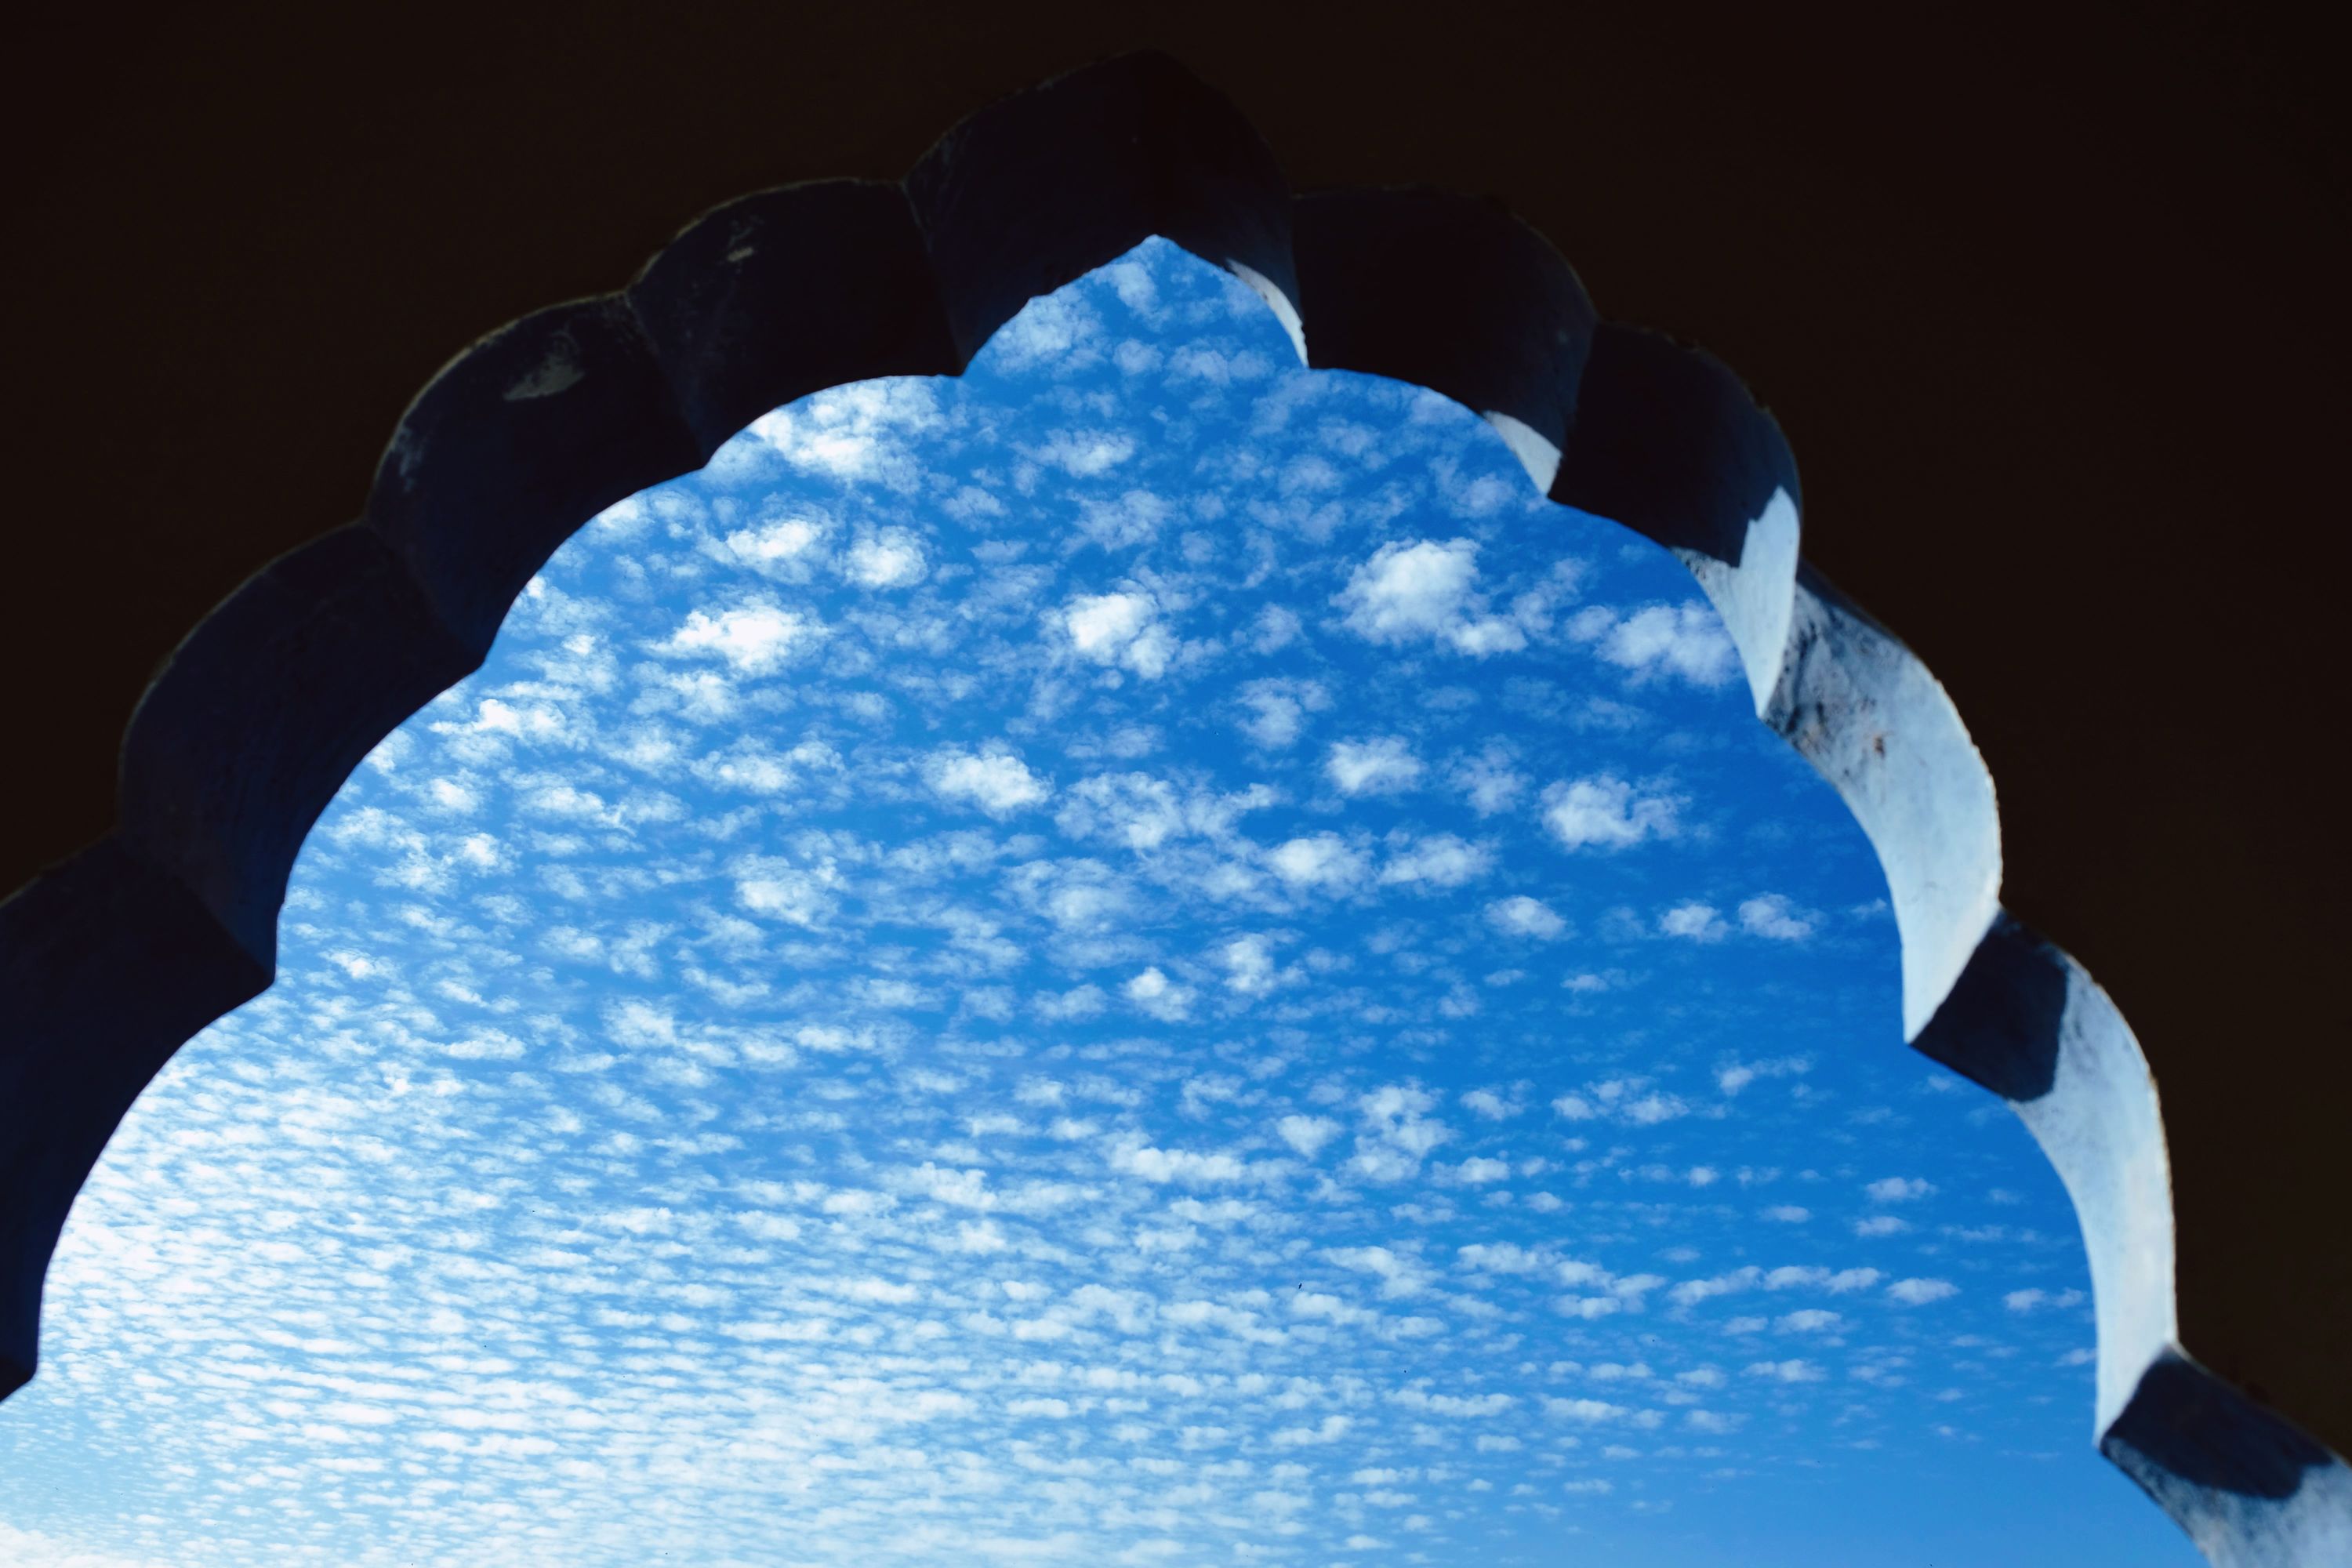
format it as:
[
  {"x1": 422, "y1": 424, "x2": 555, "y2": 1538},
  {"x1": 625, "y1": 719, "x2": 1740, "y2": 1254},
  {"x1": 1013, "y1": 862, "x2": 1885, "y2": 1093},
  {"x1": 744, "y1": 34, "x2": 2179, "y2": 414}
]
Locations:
[{"x1": 0, "y1": 238, "x2": 2204, "y2": 1566}]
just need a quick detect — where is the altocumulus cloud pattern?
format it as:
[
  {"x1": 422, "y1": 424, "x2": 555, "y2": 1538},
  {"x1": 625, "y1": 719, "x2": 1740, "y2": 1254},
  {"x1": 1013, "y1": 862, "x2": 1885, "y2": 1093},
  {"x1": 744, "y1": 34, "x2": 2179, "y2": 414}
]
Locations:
[{"x1": 0, "y1": 241, "x2": 2199, "y2": 1567}]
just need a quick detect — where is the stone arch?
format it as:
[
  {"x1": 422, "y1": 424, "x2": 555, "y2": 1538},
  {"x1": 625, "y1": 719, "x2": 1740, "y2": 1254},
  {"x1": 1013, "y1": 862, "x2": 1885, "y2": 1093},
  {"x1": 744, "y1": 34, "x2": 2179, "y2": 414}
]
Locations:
[{"x1": 0, "y1": 48, "x2": 2339, "y2": 1566}]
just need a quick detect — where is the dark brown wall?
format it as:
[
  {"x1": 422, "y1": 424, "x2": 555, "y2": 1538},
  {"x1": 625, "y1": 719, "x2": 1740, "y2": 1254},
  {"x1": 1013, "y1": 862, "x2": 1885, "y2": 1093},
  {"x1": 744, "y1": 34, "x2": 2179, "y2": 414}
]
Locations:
[{"x1": 5, "y1": 1, "x2": 2343, "y2": 1451}]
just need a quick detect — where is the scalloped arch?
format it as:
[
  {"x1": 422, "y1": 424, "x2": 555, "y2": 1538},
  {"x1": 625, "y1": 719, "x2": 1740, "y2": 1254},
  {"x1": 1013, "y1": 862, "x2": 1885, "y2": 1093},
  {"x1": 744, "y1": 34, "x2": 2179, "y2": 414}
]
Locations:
[{"x1": 0, "y1": 47, "x2": 2341, "y2": 1566}]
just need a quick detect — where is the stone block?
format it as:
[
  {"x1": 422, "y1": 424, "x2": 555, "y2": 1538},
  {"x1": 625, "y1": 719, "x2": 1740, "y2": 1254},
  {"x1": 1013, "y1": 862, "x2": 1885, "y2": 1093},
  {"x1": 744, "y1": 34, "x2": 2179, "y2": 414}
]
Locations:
[
  {"x1": 1552, "y1": 321, "x2": 1801, "y2": 567},
  {"x1": 0, "y1": 838, "x2": 268, "y2": 1396},
  {"x1": 366, "y1": 295, "x2": 703, "y2": 658},
  {"x1": 907, "y1": 49, "x2": 1295, "y2": 366},
  {"x1": 116, "y1": 524, "x2": 477, "y2": 968},
  {"x1": 629, "y1": 179, "x2": 962, "y2": 457},
  {"x1": 1291, "y1": 187, "x2": 1598, "y2": 492},
  {"x1": 1764, "y1": 562, "x2": 2003, "y2": 1043}
]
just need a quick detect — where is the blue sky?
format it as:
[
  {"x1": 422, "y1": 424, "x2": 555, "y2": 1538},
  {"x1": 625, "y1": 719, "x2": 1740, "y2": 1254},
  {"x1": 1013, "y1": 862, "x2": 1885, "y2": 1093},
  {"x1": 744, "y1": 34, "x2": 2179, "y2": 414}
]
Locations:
[{"x1": 0, "y1": 240, "x2": 2197, "y2": 1566}]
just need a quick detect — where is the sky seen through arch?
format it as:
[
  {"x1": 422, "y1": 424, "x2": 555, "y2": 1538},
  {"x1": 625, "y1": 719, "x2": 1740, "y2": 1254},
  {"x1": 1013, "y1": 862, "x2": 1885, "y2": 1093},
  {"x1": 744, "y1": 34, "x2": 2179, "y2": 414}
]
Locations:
[{"x1": 0, "y1": 238, "x2": 2198, "y2": 1568}]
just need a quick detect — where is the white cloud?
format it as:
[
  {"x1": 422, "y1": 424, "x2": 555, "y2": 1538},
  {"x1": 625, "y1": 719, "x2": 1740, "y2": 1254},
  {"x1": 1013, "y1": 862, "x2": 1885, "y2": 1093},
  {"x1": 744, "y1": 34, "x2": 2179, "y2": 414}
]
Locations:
[
  {"x1": 1745, "y1": 1359, "x2": 1825, "y2": 1383},
  {"x1": 1276, "y1": 1114, "x2": 1341, "y2": 1157},
  {"x1": 1055, "y1": 772, "x2": 1187, "y2": 851},
  {"x1": 1326, "y1": 737, "x2": 1424, "y2": 797},
  {"x1": 1485, "y1": 895, "x2": 1566, "y2": 940},
  {"x1": 719, "y1": 514, "x2": 829, "y2": 579},
  {"x1": 1108, "y1": 1141, "x2": 1246, "y2": 1185},
  {"x1": 1737, "y1": 894, "x2": 1816, "y2": 941},
  {"x1": 1659, "y1": 902, "x2": 1729, "y2": 942},
  {"x1": 1007, "y1": 859, "x2": 1135, "y2": 936},
  {"x1": 1544, "y1": 1397, "x2": 1628, "y2": 1423},
  {"x1": 1123, "y1": 966, "x2": 1195, "y2": 1022},
  {"x1": 1219, "y1": 935, "x2": 1294, "y2": 997},
  {"x1": 742, "y1": 379, "x2": 943, "y2": 492},
  {"x1": 986, "y1": 291, "x2": 1105, "y2": 372},
  {"x1": 1250, "y1": 604, "x2": 1303, "y2": 655},
  {"x1": 1457, "y1": 1242, "x2": 1548, "y2": 1275},
  {"x1": 1866, "y1": 1177, "x2": 1936, "y2": 1203},
  {"x1": 1460, "y1": 1088, "x2": 1523, "y2": 1120},
  {"x1": 1338, "y1": 538, "x2": 1474, "y2": 639},
  {"x1": 1073, "y1": 489, "x2": 1174, "y2": 551},
  {"x1": 1552, "y1": 1079, "x2": 1690, "y2": 1127},
  {"x1": 837, "y1": 1276, "x2": 922, "y2": 1305},
  {"x1": 1717, "y1": 1056, "x2": 1809, "y2": 1095},
  {"x1": 1540, "y1": 775, "x2": 1681, "y2": 850},
  {"x1": 1327, "y1": 1246, "x2": 1432, "y2": 1299},
  {"x1": 1887, "y1": 1278, "x2": 1959, "y2": 1305},
  {"x1": 1777, "y1": 1309, "x2": 1842, "y2": 1334},
  {"x1": 926, "y1": 746, "x2": 1052, "y2": 817},
  {"x1": 2004, "y1": 1288, "x2": 2086, "y2": 1313},
  {"x1": 1449, "y1": 746, "x2": 1528, "y2": 816},
  {"x1": 1569, "y1": 602, "x2": 1738, "y2": 687},
  {"x1": 1028, "y1": 429, "x2": 1137, "y2": 477},
  {"x1": 1334, "y1": 538, "x2": 1526, "y2": 655},
  {"x1": 1266, "y1": 833, "x2": 1368, "y2": 894},
  {"x1": 1378, "y1": 833, "x2": 1491, "y2": 889},
  {"x1": 1034, "y1": 983, "x2": 1108, "y2": 1022},
  {"x1": 1171, "y1": 341, "x2": 1274, "y2": 387},
  {"x1": 0, "y1": 1523, "x2": 185, "y2": 1568},
  {"x1": 1235, "y1": 677, "x2": 1328, "y2": 749},
  {"x1": 1102, "y1": 257, "x2": 1163, "y2": 319},
  {"x1": 844, "y1": 527, "x2": 928, "y2": 589},
  {"x1": 663, "y1": 602, "x2": 822, "y2": 673},
  {"x1": 424, "y1": 775, "x2": 479, "y2": 813},
  {"x1": 1348, "y1": 1084, "x2": 1452, "y2": 1181},
  {"x1": 733, "y1": 855, "x2": 843, "y2": 928},
  {"x1": 1670, "y1": 1266, "x2": 1762, "y2": 1307},
  {"x1": 1389, "y1": 1386, "x2": 1512, "y2": 1417},
  {"x1": 1061, "y1": 590, "x2": 1176, "y2": 679},
  {"x1": 1764, "y1": 1266, "x2": 1881, "y2": 1293}
]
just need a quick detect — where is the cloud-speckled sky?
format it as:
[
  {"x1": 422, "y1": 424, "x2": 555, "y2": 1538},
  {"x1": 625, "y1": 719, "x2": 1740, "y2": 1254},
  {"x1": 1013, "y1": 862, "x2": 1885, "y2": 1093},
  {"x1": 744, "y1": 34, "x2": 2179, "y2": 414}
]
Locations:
[{"x1": 0, "y1": 240, "x2": 2196, "y2": 1567}]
